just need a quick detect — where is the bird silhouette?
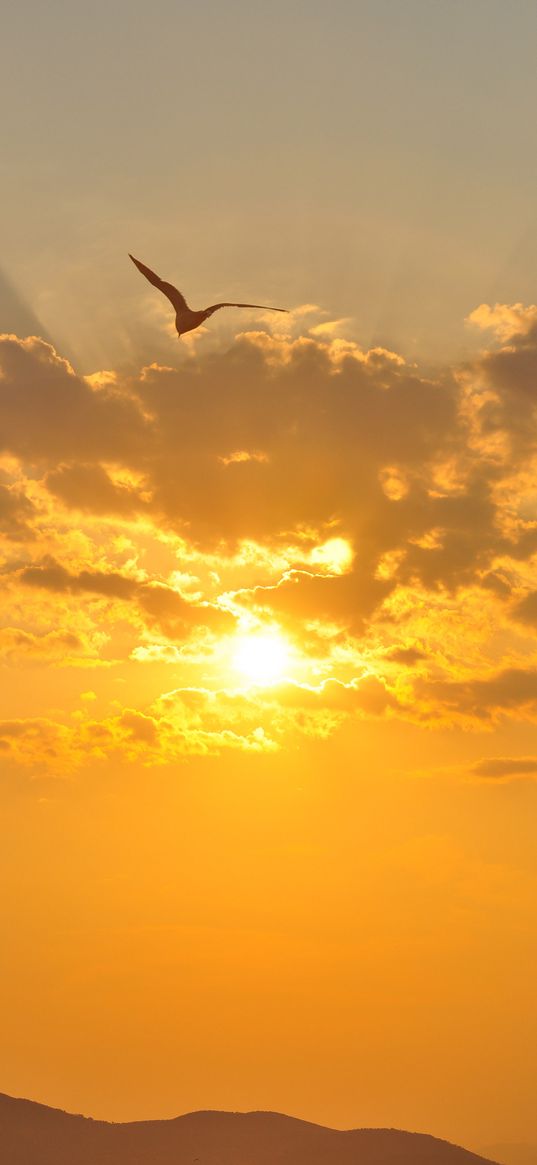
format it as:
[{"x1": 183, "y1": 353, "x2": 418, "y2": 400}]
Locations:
[{"x1": 129, "y1": 254, "x2": 288, "y2": 337}]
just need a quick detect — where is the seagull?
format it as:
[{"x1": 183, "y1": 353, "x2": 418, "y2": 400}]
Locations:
[{"x1": 129, "y1": 254, "x2": 289, "y2": 337}]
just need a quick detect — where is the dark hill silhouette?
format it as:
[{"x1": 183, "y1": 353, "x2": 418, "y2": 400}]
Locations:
[{"x1": 0, "y1": 1093, "x2": 501, "y2": 1165}]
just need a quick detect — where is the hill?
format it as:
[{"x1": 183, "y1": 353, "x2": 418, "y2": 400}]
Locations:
[{"x1": 0, "y1": 1093, "x2": 501, "y2": 1165}]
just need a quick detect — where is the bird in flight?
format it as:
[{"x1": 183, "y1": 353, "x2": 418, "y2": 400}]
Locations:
[{"x1": 129, "y1": 254, "x2": 289, "y2": 337}]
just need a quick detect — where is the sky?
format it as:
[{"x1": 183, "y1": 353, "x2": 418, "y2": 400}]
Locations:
[{"x1": 2, "y1": 0, "x2": 537, "y2": 1155}]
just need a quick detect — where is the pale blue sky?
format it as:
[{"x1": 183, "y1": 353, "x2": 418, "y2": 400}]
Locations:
[{"x1": 3, "y1": 0, "x2": 537, "y2": 369}]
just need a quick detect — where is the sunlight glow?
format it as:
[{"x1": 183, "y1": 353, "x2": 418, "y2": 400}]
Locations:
[
  {"x1": 310, "y1": 537, "x2": 353, "y2": 573},
  {"x1": 233, "y1": 631, "x2": 291, "y2": 686}
]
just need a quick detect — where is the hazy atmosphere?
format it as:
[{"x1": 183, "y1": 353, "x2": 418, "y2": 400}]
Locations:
[{"x1": 2, "y1": 1, "x2": 537, "y2": 1159}]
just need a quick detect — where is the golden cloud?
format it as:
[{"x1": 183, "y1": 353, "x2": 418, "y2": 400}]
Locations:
[
  {"x1": 3, "y1": 314, "x2": 537, "y2": 768},
  {"x1": 467, "y1": 302, "x2": 537, "y2": 341}
]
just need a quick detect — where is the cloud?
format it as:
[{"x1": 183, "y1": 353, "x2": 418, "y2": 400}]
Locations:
[
  {"x1": 17, "y1": 558, "x2": 233, "y2": 636},
  {"x1": 45, "y1": 463, "x2": 150, "y2": 516},
  {"x1": 0, "y1": 334, "x2": 146, "y2": 464},
  {"x1": 308, "y1": 317, "x2": 354, "y2": 337},
  {"x1": 235, "y1": 568, "x2": 394, "y2": 634},
  {"x1": 511, "y1": 590, "x2": 537, "y2": 627},
  {"x1": 0, "y1": 627, "x2": 89, "y2": 663},
  {"x1": 5, "y1": 312, "x2": 537, "y2": 766},
  {"x1": 416, "y1": 667, "x2": 537, "y2": 726},
  {"x1": 20, "y1": 559, "x2": 137, "y2": 600},
  {"x1": 470, "y1": 756, "x2": 537, "y2": 779},
  {"x1": 467, "y1": 302, "x2": 537, "y2": 341},
  {"x1": 385, "y1": 645, "x2": 428, "y2": 666},
  {"x1": 1, "y1": 330, "x2": 461, "y2": 555},
  {"x1": 0, "y1": 481, "x2": 35, "y2": 539},
  {"x1": 0, "y1": 670, "x2": 405, "y2": 774},
  {"x1": 0, "y1": 717, "x2": 74, "y2": 772}
]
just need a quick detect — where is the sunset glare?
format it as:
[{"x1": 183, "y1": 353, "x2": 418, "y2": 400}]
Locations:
[{"x1": 233, "y1": 630, "x2": 291, "y2": 686}]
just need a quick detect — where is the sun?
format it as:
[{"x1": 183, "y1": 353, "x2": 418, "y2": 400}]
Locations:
[{"x1": 233, "y1": 630, "x2": 290, "y2": 687}]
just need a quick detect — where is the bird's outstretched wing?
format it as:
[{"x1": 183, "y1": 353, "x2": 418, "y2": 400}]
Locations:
[
  {"x1": 204, "y1": 302, "x2": 289, "y2": 318},
  {"x1": 129, "y1": 254, "x2": 189, "y2": 312}
]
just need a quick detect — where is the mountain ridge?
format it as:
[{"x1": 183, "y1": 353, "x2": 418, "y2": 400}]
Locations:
[{"x1": 0, "y1": 1092, "x2": 503, "y2": 1165}]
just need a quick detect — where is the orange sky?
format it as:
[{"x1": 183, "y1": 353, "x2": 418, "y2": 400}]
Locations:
[
  {"x1": 2, "y1": 313, "x2": 537, "y2": 1150},
  {"x1": 3, "y1": 0, "x2": 537, "y2": 1154}
]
